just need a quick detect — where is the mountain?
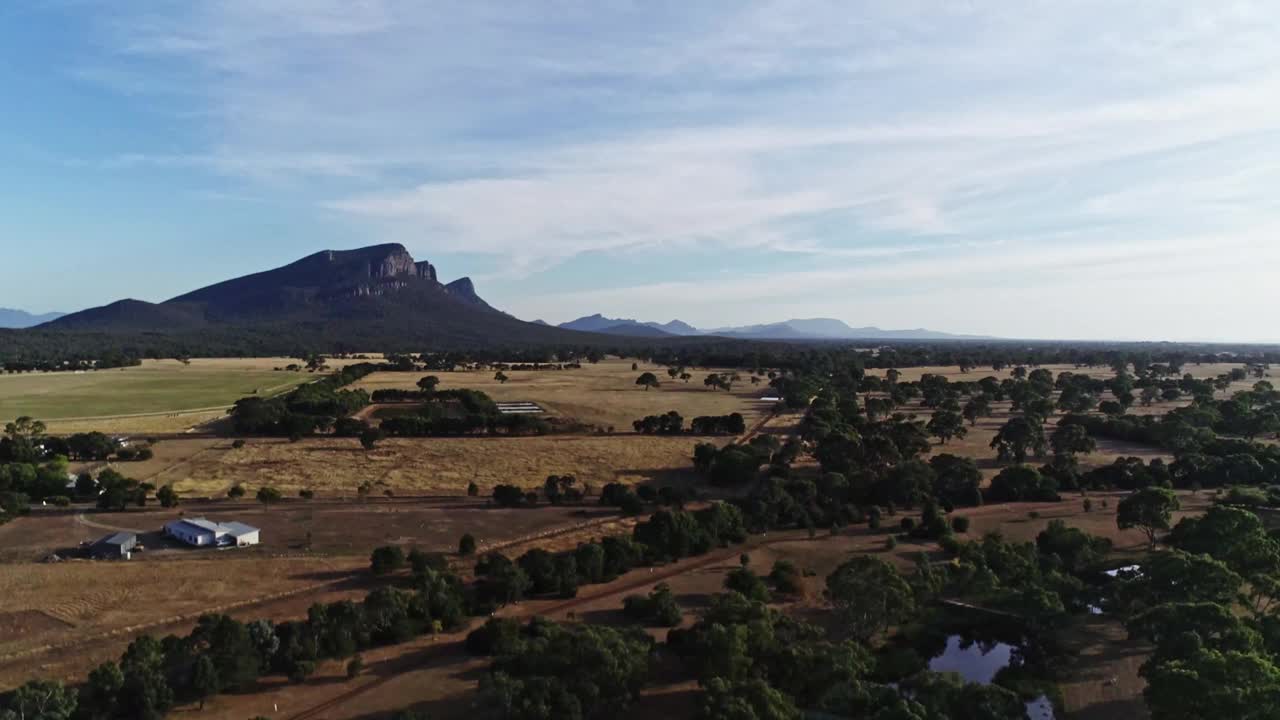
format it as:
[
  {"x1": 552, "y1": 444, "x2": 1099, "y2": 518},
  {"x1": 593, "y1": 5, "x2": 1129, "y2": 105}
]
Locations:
[
  {"x1": 557, "y1": 313, "x2": 986, "y2": 340},
  {"x1": 557, "y1": 314, "x2": 700, "y2": 336},
  {"x1": 705, "y1": 318, "x2": 992, "y2": 341},
  {"x1": 597, "y1": 323, "x2": 676, "y2": 338},
  {"x1": 0, "y1": 308, "x2": 64, "y2": 328},
  {"x1": 38, "y1": 244, "x2": 599, "y2": 349},
  {"x1": 647, "y1": 319, "x2": 700, "y2": 336}
]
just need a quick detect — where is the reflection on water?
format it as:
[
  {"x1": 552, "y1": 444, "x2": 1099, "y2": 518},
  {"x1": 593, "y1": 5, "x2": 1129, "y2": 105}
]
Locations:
[{"x1": 928, "y1": 636, "x2": 1055, "y2": 719}]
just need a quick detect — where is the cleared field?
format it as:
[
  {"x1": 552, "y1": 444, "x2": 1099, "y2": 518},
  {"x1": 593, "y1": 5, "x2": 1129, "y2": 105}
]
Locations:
[
  {"x1": 0, "y1": 554, "x2": 367, "y2": 688},
  {"x1": 0, "y1": 358, "x2": 325, "y2": 430},
  {"x1": 166, "y1": 434, "x2": 717, "y2": 497},
  {"x1": 352, "y1": 358, "x2": 771, "y2": 430}
]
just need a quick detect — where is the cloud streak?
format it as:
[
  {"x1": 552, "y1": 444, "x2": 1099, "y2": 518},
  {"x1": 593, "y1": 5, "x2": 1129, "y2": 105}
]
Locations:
[{"x1": 52, "y1": 1, "x2": 1280, "y2": 338}]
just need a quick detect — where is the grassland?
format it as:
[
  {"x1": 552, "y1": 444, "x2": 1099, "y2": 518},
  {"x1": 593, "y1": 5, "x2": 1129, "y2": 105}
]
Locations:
[
  {"x1": 0, "y1": 554, "x2": 368, "y2": 688},
  {"x1": 162, "y1": 434, "x2": 717, "y2": 497},
  {"x1": 353, "y1": 358, "x2": 772, "y2": 430},
  {"x1": 0, "y1": 358, "x2": 326, "y2": 432}
]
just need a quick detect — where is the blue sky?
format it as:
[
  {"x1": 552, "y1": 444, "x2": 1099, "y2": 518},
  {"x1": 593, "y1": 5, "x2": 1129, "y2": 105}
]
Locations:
[{"x1": 2, "y1": 2, "x2": 1280, "y2": 341}]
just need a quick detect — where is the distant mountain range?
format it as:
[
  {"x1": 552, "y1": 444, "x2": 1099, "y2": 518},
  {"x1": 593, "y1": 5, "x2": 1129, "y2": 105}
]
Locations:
[
  {"x1": 556, "y1": 314, "x2": 989, "y2": 341},
  {"x1": 558, "y1": 314, "x2": 701, "y2": 337},
  {"x1": 6, "y1": 245, "x2": 990, "y2": 358},
  {"x1": 0, "y1": 308, "x2": 64, "y2": 328}
]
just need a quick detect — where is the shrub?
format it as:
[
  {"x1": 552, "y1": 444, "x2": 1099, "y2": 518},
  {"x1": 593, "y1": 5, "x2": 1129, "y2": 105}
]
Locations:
[
  {"x1": 467, "y1": 481, "x2": 479, "y2": 497},
  {"x1": 885, "y1": 536, "x2": 897, "y2": 550},
  {"x1": 370, "y1": 545, "x2": 406, "y2": 575},
  {"x1": 232, "y1": 439, "x2": 246, "y2": 449},
  {"x1": 951, "y1": 516, "x2": 970, "y2": 533},
  {"x1": 458, "y1": 533, "x2": 477, "y2": 556},
  {"x1": 769, "y1": 560, "x2": 804, "y2": 595},
  {"x1": 899, "y1": 517, "x2": 915, "y2": 532},
  {"x1": 346, "y1": 655, "x2": 364, "y2": 679},
  {"x1": 48, "y1": 495, "x2": 71, "y2": 507}
]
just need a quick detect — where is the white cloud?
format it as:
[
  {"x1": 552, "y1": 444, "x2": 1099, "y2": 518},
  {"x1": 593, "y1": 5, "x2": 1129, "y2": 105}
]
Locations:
[{"x1": 64, "y1": 1, "x2": 1280, "y2": 338}]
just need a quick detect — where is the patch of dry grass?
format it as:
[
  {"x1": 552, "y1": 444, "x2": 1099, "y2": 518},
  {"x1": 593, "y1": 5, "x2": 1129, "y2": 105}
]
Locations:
[
  {"x1": 171, "y1": 434, "x2": 721, "y2": 496},
  {"x1": 353, "y1": 358, "x2": 770, "y2": 430},
  {"x1": 0, "y1": 555, "x2": 360, "y2": 662}
]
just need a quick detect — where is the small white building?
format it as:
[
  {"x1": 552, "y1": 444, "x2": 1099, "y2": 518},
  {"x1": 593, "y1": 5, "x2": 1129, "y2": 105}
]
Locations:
[{"x1": 164, "y1": 517, "x2": 260, "y2": 548}]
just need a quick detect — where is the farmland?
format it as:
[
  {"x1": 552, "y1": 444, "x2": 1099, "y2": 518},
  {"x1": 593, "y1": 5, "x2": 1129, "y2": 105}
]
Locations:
[
  {"x1": 162, "y1": 434, "x2": 718, "y2": 497},
  {"x1": 0, "y1": 348, "x2": 1274, "y2": 720},
  {"x1": 0, "y1": 358, "x2": 336, "y2": 433},
  {"x1": 352, "y1": 358, "x2": 773, "y2": 431}
]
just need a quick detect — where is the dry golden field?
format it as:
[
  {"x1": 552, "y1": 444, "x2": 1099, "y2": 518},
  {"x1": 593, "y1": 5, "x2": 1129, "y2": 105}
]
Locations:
[
  {"x1": 163, "y1": 434, "x2": 718, "y2": 497},
  {"x1": 352, "y1": 357, "x2": 772, "y2": 430},
  {"x1": 0, "y1": 555, "x2": 367, "y2": 689}
]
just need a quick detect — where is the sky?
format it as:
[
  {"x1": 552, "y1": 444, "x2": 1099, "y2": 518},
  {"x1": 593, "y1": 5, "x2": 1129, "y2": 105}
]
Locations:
[{"x1": 2, "y1": 1, "x2": 1280, "y2": 342}]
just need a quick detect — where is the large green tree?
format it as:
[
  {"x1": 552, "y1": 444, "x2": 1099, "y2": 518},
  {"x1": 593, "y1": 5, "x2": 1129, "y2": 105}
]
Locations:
[
  {"x1": 1117, "y1": 487, "x2": 1181, "y2": 551},
  {"x1": 825, "y1": 556, "x2": 913, "y2": 641}
]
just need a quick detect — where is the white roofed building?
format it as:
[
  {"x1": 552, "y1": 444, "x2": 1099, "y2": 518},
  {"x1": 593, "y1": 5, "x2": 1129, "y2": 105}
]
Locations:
[{"x1": 164, "y1": 517, "x2": 260, "y2": 548}]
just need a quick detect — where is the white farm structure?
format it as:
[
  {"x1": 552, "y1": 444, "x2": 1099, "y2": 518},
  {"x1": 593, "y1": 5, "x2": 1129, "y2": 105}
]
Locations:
[{"x1": 163, "y1": 518, "x2": 260, "y2": 548}]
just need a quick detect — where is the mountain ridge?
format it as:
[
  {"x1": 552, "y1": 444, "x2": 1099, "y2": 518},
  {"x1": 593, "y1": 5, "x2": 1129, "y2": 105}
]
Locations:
[
  {"x1": 39, "y1": 244, "x2": 596, "y2": 348},
  {"x1": 557, "y1": 314, "x2": 990, "y2": 340},
  {"x1": 0, "y1": 308, "x2": 65, "y2": 329}
]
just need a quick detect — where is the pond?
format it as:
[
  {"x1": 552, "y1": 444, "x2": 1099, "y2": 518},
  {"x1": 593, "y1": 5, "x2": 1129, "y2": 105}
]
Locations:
[{"x1": 928, "y1": 636, "x2": 1055, "y2": 719}]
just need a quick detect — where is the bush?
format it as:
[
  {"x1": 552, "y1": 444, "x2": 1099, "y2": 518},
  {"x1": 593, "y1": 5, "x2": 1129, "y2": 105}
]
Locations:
[
  {"x1": 458, "y1": 533, "x2": 477, "y2": 556},
  {"x1": 467, "y1": 481, "x2": 479, "y2": 497},
  {"x1": 227, "y1": 484, "x2": 246, "y2": 499},
  {"x1": 232, "y1": 439, "x2": 246, "y2": 449},
  {"x1": 769, "y1": 560, "x2": 804, "y2": 595},
  {"x1": 724, "y1": 567, "x2": 770, "y2": 603},
  {"x1": 48, "y1": 495, "x2": 71, "y2": 507},
  {"x1": 938, "y1": 534, "x2": 961, "y2": 556},
  {"x1": 885, "y1": 536, "x2": 897, "y2": 550},
  {"x1": 900, "y1": 517, "x2": 916, "y2": 532},
  {"x1": 347, "y1": 655, "x2": 364, "y2": 678},
  {"x1": 370, "y1": 545, "x2": 406, "y2": 575},
  {"x1": 951, "y1": 516, "x2": 970, "y2": 533}
]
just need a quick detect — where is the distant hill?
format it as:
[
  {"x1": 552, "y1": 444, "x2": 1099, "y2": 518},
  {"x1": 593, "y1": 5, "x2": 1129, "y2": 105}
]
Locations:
[
  {"x1": 704, "y1": 318, "x2": 992, "y2": 341},
  {"x1": 38, "y1": 244, "x2": 600, "y2": 349},
  {"x1": 558, "y1": 313, "x2": 988, "y2": 341},
  {"x1": 0, "y1": 308, "x2": 64, "y2": 328},
  {"x1": 558, "y1": 314, "x2": 699, "y2": 336}
]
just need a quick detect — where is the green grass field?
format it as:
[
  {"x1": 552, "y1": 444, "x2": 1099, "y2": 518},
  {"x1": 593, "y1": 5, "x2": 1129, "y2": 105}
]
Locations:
[{"x1": 0, "y1": 358, "x2": 313, "y2": 423}]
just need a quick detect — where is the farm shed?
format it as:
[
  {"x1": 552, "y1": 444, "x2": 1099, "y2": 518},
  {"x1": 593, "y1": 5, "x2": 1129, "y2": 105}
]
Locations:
[
  {"x1": 164, "y1": 517, "x2": 260, "y2": 548},
  {"x1": 90, "y1": 532, "x2": 137, "y2": 560}
]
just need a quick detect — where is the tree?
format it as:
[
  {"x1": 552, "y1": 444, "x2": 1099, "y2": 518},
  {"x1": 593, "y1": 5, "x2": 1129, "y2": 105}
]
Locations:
[
  {"x1": 494, "y1": 371, "x2": 509, "y2": 384},
  {"x1": 459, "y1": 533, "x2": 477, "y2": 556},
  {"x1": 926, "y1": 410, "x2": 966, "y2": 444},
  {"x1": 962, "y1": 395, "x2": 991, "y2": 426},
  {"x1": 2, "y1": 680, "x2": 77, "y2": 720},
  {"x1": 156, "y1": 485, "x2": 179, "y2": 508},
  {"x1": 990, "y1": 416, "x2": 1046, "y2": 463},
  {"x1": 227, "y1": 484, "x2": 246, "y2": 500},
  {"x1": 1050, "y1": 423, "x2": 1097, "y2": 458},
  {"x1": 635, "y1": 372, "x2": 660, "y2": 391},
  {"x1": 1118, "y1": 487, "x2": 1181, "y2": 551},
  {"x1": 701, "y1": 677, "x2": 800, "y2": 720},
  {"x1": 370, "y1": 545, "x2": 406, "y2": 575},
  {"x1": 360, "y1": 426, "x2": 385, "y2": 450},
  {"x1": 256, "y1": 486, "x2": 282, "y2": 507},
  {"x1": 825, "y1": 556, "x2": 913, "y2": 641},
  {"x1": 724, "y1": 567, "x2": 771, "y2": 603},
  {"x1": 191, "y1": 654, "x2": 219, "y2": 710},
  {"x1": 416, "y1": 376, "x2": 440, "y2": 392}
]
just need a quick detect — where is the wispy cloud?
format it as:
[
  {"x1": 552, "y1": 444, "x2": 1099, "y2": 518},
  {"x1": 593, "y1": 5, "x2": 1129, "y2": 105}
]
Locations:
[{"x1": 53, "y1": 1, "x2": 1280, "y2": 337}]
